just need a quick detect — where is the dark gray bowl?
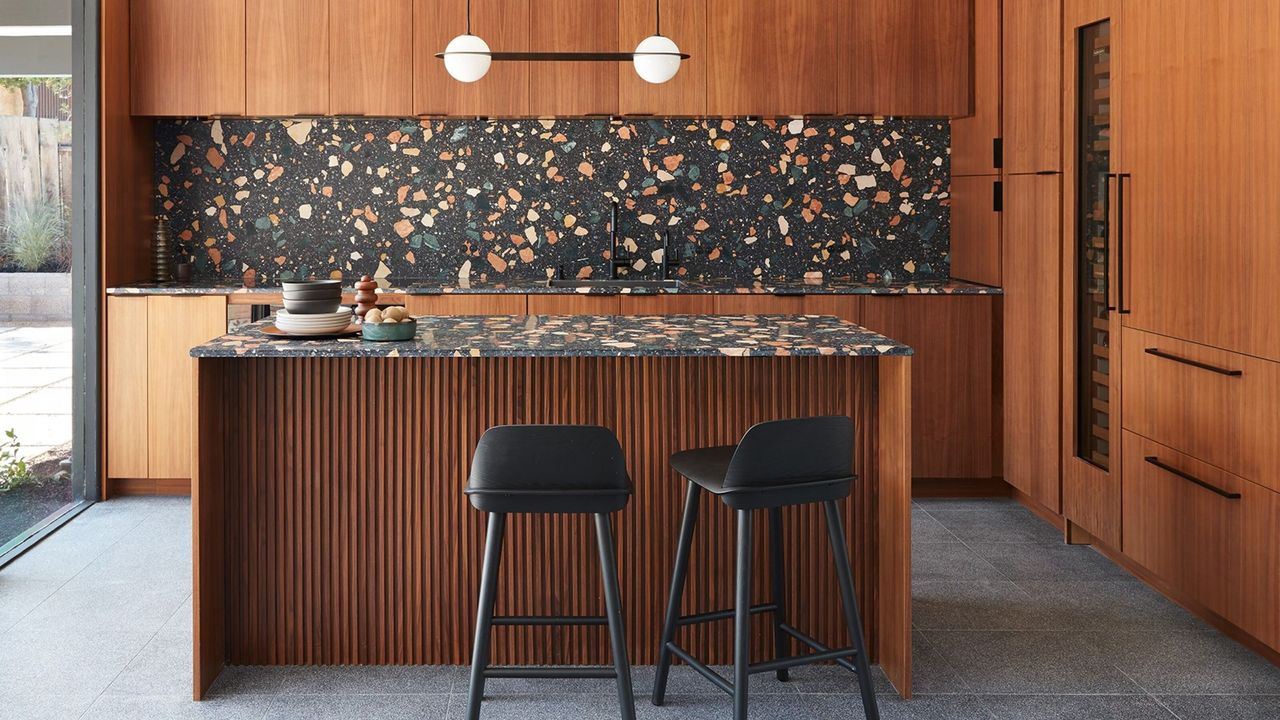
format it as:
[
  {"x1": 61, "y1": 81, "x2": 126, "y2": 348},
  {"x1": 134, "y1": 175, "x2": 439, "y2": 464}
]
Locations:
[
  {"x1": 283, "y1": 298, "x2": 343, "y2": 314},
  {"x1": 281, "y1": 280, "x2": 341, "y2": 292},
  {"x1": 283, "y1": 288, "x2": 342, "y2": 301}
]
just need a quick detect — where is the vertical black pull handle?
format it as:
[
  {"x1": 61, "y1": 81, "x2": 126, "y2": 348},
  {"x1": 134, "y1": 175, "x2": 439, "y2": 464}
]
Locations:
[
  {"x1": 1104, "y1": 173, "x2": 1116, "y2": 311},
  {"x1": 1144, "y1": 456, "x2": 1241, "y2": 499},
  {"x1": 1117, "y1": 173, "x2": 1131, "y2": 314}
]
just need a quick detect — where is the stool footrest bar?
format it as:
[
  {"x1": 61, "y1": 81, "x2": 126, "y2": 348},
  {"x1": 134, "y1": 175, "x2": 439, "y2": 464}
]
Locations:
[
  {"x1": 780, "y1": 623, "x2": 860, "y2": 673},
  {"x1": 491, "y1": 615, "x2": 608, "y2": 626},
  {"x1": 749, "y1": 647, "x2": 858, "y2": 675},
  {"x1": 484, "y1": 666, "x2": 618, "y2": 679},
  {"x1": 664, "y1": 642, "x2": 734, "y2": 695},
  {"x1": 677, "y1": 603, "x2": 778, "y2": 627}
]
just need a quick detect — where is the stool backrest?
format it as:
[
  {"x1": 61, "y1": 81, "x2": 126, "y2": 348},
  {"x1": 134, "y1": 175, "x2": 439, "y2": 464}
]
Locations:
[
  {"x1": 723, "y1": 416, "x2": 854, "y2": 489},
  {"x1": 468, "y1": 424, "x2": 630, "y2": 493}
]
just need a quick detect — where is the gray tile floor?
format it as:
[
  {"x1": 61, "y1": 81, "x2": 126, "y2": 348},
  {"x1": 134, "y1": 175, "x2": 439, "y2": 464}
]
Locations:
[{"x1": 0, "y1": 496, "x2": 1277, "y2": 719}]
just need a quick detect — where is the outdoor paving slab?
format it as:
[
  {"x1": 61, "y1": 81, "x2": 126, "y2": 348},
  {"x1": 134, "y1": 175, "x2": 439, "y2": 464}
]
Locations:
[
  {"x1": 0, "y1": 367, "x2": 71, "y2": 388},
  {"x1": 0, "y1": 387, "x2": 73, "y2": 414}
]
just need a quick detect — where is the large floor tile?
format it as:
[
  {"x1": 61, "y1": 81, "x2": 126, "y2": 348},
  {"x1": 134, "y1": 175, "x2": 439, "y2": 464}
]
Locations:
[
  {"x1": 982, "y1": 694, "x2": 1178, "y2": 720},
  {"x1": 0, "y1": 627, "x2": 154, "y2": 696},
  {"x1": 912, "y1": 542, "x2": 1006, "y2": 584},
  {"x1": 1097, "y1": 631, "x2": 1280, "y2": 695},
  {"x1": 804, "y1": 692, "x2": 993, "y2": 720},
  {"x1": 263, "y1": 693, "x2": 451, "y2": 720},
  {"x1": 928, "y1": 509, "x2": 1062, "y2": 544},
  {"x1": 1156, "y1": 695, "x2": 1280, "y2": 720},
  {"x1": 0, "y1": 691, "x2": 99, "y2": 720},
  {"x1": 966, "y1": 542, "x2": 1131, "y2": 581},
  {"x1": 1013, "y1": 580, "x2": 1210, "y2": 633},
  {"x1": 82, "y1": 693, "x2": 272, "y2": 720},
  {"x1": 912, "y1": 580, "x2": 1047, "y2": 631},
  {"x1": 924, "y1": 630, "x2": 1141, "y2": 695},
  {"x1": 637, "y1": 692, "x2": 805, "y2": 720},
  {"x1": 911, "y1": 510, "x2": 959, "y2": 544}
]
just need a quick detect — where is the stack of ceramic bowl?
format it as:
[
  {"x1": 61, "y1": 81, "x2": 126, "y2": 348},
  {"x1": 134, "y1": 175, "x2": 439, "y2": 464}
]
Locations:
[{"x1": 276, "y1": 280, "x2": 352, "y2": 335}]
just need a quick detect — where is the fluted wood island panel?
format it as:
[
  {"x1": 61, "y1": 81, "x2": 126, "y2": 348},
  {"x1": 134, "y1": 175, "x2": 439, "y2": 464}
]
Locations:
[{"x1": 191, "y1": 316, "x2": 913, "y2": 700}]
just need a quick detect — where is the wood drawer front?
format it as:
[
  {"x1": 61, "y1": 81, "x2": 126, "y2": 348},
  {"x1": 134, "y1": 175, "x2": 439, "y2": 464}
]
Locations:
[
  {"x1": 1122, "y1": 432, "x2": 1280, "y2": 649},
  {"x1": 1122, "y1": 327, "x2": 1280, "y2": 493}
]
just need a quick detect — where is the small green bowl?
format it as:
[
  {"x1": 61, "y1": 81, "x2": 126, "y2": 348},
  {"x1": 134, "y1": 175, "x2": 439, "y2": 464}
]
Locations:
[{"x1": 361, "y1": 318, "x2": 417, "y2": 342}]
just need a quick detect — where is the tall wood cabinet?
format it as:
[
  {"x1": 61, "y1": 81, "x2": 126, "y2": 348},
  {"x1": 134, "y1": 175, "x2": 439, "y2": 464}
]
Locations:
[
  {"x1": 245, "y1": 0, "x2": 330, "y2": 116},
  {"x1": 1002, "y1": 0, "x2": 1062, "y2": 173},
  {"x1": 106, "y1": 296, "x2": 227, "y2": 495},
  {"x1": 329, "y1": 0, "x2": 414, "y2": 116},
  {"x1": 130, "y1": 0, "x2": 246, "y2": 115}
]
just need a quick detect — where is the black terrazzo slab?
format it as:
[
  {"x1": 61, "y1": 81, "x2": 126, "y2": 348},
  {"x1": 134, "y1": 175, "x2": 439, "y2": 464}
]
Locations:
[
  {"x1": 156, "y1": 117, "x2": 950, "y2": 286},
  {"x1": 190, "y1": 315, "x2": 913, "y2": 359}
]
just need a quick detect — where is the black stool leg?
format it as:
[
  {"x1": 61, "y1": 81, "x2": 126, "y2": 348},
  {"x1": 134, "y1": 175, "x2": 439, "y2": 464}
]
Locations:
[
  {"x1": 652, "y1": 483, "x2": 701, "y2": 706},
  {"x1": 768, "y1": 507, "x2": 790, "y2": 681},
  {"x1": 822, "y1": 500, "x2": 880, "y2": 720},
  {"x1": 466, "y1": 512, "x2": 506, "y2": 720},
  {"x1": 733, "y1": 509, "x2": 753, "y2": 720},
  {"x1": 594, "y1": 513, "x2": 637, "y2": 720}
]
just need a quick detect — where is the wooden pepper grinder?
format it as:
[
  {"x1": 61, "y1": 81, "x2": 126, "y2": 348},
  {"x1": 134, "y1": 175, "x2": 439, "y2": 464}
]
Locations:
[{"x1": 354, "y1": 275, "x2": 378, "y2": 321}]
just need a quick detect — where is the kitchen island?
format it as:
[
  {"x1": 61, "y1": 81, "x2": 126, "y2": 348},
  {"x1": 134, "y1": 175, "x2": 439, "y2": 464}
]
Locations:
[{"x1": 189, "y1": 314, "x2": 913, "y2": 699}]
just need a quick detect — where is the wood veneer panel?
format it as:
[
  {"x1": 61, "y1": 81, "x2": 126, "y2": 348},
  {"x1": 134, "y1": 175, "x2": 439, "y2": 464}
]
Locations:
[
  {"x1": 949, "y1": 175, "x2": 1001, "y2": 286},
  {"x1": 197, "y1": 355, "x2": 903, "y2": 683},
  {"x1": 527, "y1": 0, "x2": 620, "y2": 116},
  {"x1": 146, "y1": 296, "x2": 227, "y2": 480},
  {"x1": 101, "y1": 0, "x2": 153, "y2": 288},
  {"x1": 413, "y1": 0, "x2": 531, "y2": 116},
  {"x1": 527, "y1": 294, "x2": 622, "y2": 315},
  {"x1": 844, "y1": 0, "x2": 973, "y2": 117},
  {"x1": 404, "y1": 294, "x2": 528, "y2": 315},
  {"x1": 951, "y1": 0, "x2": 1001, "y2": 174},
  {"x1": 618, "y1": 294, "x2": 715, "y2": 314},
  {"x1": 106, "y1": 297, "x2": 149, "y2": 482},
  {"x1": 193, "y1": 358, "x2": 228, "y2": 699},
  {"x1": 130, "y1": 0, "x2": 246, "y2": 116},
  {"x1": 618, "y1": 0, "x2": 707, "y2": 116},
  {"x1": 876, "y1": 355, "x2": 911, "y2": 696},
  {"x1": 1002, "y1": 0, "x2": 1062, "y2": 173},
  {"x1": 330, "y1": 0, "x2": 414, "y2": 116},
  {"x1": 711, "y1": 295, "x2": 805, "y2": 315},
  {"x1": 246, "y1": 0, "x2": 331, "y2": 116}
]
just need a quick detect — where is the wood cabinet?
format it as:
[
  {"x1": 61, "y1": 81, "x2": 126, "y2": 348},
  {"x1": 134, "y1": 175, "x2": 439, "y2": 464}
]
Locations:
[
  {"x1": 861, "y1": 296, "x2": 998, "y2": 480},
  {"x1": 1122, "y1": 328, "x2": 1280, "y2": 495},
  {"x1": 329, "y1": 0, "x2": 414, "y2": 116},
  {"x1": 1002, "y1": 0, "x2": 1061, "y2": 173},
  {"x1": 1002, "y1": 174, "x2": 1061, "y2": 511},
  {"x1": 106, "y1": 296, "x2": 227, "y2": 493},
  {"x1": 246, "y1": 0, "x2": 330, "y2": 115},
  {"x1": 949, "y1": 176, "x2": 1001, "y2": 286},
  {"x1": 844, "y1": 0, "x2": 974, "y2": 117},
  {"x1": 619, "y1": 294, "x2": 715, "y2": 314},
  {"x1": 951, "y1": 0, "x2": 1001, "y2": 175},
  {"x1": 618, "y1": 0, "x2": 706, "y2": 116},
  {"x1": 404, "y1": 294, "x2": 527, "y2": 315},
  {"x1": 527, "y1": 0, "x2": 620, "y2": 116},
  {"x1": 528, "y1": 294, "x2": 622, "y2": 314},
  {"x1": 130, "y1": 0, "x2": 246, "y2": 115},
  {"x1": 1122, "y1": 432, "x2": 1280, "y2": 651},
  {"x1": 413, "y1": 0, "x2": 531, "y2": 116},
  {"x1": 711, "y1": 294, "x2": 806, "y2": 315},
  {"x1": 1116, "y1": 0, "x2": 1280, "y2": 361},
  {"x1": 705, "y1": 0, "x2": 841, "y2": 116}
]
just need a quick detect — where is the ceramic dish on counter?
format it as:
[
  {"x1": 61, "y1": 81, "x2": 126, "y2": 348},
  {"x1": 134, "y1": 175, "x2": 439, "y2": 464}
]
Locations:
[
  {"x1": 361, "y1": 306, "x2": 417, "y2": 341},
  {"x1": 274, "y1": 308, "x2": 353, "y2": 336}
]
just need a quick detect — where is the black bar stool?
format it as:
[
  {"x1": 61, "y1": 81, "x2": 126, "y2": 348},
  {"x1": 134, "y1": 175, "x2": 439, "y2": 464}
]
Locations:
[
  {"x1": 652, "y1": 416, "x2": 880, "y2": 720},
  {"x1": 464, "y1": 424, "x2": 636, "y2": 720}
]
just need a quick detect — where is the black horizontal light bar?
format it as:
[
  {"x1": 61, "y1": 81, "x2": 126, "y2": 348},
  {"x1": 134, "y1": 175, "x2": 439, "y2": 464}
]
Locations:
[{"x1": 435, "y1": 51, "x2": 690, "y2": 61}]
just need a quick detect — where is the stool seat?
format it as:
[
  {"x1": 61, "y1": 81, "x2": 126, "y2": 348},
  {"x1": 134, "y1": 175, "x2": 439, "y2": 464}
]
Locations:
[
  {"x1": 466, "y1": 424, "x2": 632, "y2": 513},
  {"x1": 670, "y1": 445, "x2": 853, "y2": 510}
]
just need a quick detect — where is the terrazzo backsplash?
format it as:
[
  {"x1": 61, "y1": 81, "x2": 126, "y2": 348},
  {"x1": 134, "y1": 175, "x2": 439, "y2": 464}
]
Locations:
[{"x1": 155, "y1": 117, "x2": 951, "y2": 285}]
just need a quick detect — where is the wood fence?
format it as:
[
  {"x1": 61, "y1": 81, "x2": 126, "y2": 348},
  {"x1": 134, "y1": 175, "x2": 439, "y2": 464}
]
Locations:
[{"x1": 0, "y1": 116, "x2": 73, "y2": 227}]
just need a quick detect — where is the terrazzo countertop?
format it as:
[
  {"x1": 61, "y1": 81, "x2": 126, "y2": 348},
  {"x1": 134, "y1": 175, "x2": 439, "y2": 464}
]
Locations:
[
  {"x1": 109, "y1": 277, "x2": 1001, "y2": 297},
  {"x1": 191, "y1": 314, "x2": 914, "y2": 359}
]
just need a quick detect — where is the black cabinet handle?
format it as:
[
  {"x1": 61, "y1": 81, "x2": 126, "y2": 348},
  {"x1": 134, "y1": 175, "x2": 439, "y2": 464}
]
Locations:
[
  {"x1": 1117, "y1": 173, "x2": 1131, "y2": 314},
  {"x1": 1104, "y1": 173, "x2": 1116, "y2": 311},
  {"x1": 1144, "y1": 347, "x2": 1242, "y2": 377},
  {"x1": 1144, "y1": 456, "x2": 1241, "y2": 499}
]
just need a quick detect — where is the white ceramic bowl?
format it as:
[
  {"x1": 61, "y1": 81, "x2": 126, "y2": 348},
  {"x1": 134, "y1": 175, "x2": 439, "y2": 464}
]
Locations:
[{"x1": 275, "y1": 309, "x2": 352, "y2": 335}]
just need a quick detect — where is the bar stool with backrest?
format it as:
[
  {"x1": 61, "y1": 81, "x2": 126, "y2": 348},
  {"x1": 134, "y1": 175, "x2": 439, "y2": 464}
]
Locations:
[
  {"x1": 464, "y1": 424, "x2": 637, "y2": 720},
  {"x1": 651, "y1": 416, "x2": 880, "y2": 720}
]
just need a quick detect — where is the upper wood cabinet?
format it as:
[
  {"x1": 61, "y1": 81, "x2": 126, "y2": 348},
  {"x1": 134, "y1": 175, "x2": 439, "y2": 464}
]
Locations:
[
  {"x1": 1002, "y1": 0, "x2": 1062, "y2": 173},
  {"x1": 618, "y1": 0, "x2": 706, "y2": 116},
  {"x1": 951, "y1": 0, "x2": 1000, "y2": 175},
  {"x1": 330, "y1": 0, "x2": 414, "y2": 116},
  {"x1": 706, "y1": 0, "x2": 842, "y2": 116},
  {"x1": 246, "y1": 0, "x2": 330, "y2": 116},
  {"x1": 131, "y1": 0, "x2": 246, "y2": 115},
  {"x1": 527, "y1": 0, "x2": 620, "y2": 116},
  {"x1": 414, "y1": 0, "x2": 531, "y2": 116},
  {"x1": 1117, "y1": 0, "x2": 1280, "y2": 362},
  {"x1": 844, "y1": 0, "x2": 974, "y2": 117}
]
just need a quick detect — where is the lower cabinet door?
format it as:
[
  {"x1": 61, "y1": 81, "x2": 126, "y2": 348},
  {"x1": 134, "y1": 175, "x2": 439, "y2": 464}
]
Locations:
[
  {"x1": 146, "y1": 296, "x2": 228, "y2": 480},
  {"x1": 1122, "y1": 431, "x2": 1280, "y2": 650}
]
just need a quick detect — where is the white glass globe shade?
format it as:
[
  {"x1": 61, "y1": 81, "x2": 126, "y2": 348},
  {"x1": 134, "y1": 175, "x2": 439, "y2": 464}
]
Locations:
[
  {"x1": 633, "y1": 35, "x2": 681, "y2": 84},
  {"x1": 443, "y1": 34, "x2": 492, "y2": 83}
]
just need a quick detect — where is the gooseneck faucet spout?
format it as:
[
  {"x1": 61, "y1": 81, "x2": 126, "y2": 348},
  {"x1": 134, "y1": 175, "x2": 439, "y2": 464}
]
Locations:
[{"x1": 609, "y1": 199, "x2": 631, "y2": 279}]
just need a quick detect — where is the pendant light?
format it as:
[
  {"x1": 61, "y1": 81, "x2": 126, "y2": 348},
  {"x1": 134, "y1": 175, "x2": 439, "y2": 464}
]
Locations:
[
  {"x1": 442, "y1": 0, "x2": 492, "y2": 83},
  {"x1": 436, "y1": 0, "x2": 688, "y2": 85},
  {"x1": 633, "y1": 1, "x2": 682, "y2": 84}
]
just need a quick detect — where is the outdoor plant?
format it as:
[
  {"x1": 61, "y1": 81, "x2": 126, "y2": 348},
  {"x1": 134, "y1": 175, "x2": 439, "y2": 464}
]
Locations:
[
  {"x1": 0, "y1": 428, "x2": 34, "y2": 492},
  {"x1": 3, "y1": 196, "x2": 68, "y2": 271}
]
